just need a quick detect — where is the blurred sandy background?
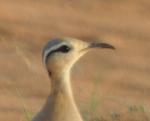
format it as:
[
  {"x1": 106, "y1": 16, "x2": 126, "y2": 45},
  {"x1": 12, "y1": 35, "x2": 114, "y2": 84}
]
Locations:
[{"x1": 0, "y1": 0, "x2": 150, "y2": 121}]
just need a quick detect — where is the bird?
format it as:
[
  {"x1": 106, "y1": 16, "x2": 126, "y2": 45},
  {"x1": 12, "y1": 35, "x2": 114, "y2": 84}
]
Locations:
[{"x1": 32, "y1": 37, "x2": 115, "y2": 121}]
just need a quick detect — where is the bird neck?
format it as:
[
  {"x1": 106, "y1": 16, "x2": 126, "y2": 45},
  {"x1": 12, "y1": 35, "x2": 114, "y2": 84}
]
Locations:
[
  {"x1": 32, "y1": 69, "x2": 83, "y2": 121},
  {"x1": 50, "y1": 69, "x2": 74, "y2": 100}
]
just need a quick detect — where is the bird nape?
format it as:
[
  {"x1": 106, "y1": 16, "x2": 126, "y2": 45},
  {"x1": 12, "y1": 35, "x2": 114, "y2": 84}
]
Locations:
[{"x1": 32, "y1": 37, "x2": 115, "y2": 121}]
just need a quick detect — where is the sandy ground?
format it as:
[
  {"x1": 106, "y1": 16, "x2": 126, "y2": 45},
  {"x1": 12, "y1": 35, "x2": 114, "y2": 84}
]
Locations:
[{"x1": 0, "y1": 0, "x2": 150, "y2": 121}]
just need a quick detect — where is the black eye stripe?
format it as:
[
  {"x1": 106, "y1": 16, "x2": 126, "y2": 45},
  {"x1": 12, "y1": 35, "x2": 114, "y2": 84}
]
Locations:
[
  {"x1": 58, "y1": 45, "x2": 71, "y2": 53},
  {"x1": 45, "y1": 45, "x2": 71, "y2": 64},
  {"x1": 49, "y1": 45, "x2": 71, "y2": 54}
]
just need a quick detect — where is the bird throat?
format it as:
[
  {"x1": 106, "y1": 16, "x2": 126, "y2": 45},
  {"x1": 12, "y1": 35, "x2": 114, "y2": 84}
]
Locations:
[
  {"x1": 43, "y1": 71, "x2": 83, "y2": 121},
  {"x1": 50, "y1": 70, "x2": 74, "y2": 101}
]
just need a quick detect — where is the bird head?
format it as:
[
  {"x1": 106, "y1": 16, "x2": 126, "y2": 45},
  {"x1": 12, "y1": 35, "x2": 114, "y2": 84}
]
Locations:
[{"x1": 43, "y1": 37, "x2": 115, "y2": 78}]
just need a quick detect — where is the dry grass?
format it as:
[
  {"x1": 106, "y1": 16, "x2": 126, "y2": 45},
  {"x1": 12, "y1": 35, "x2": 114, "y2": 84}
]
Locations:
[{"x1": 0, "y1": 0, "x2": 150, "y2": 121}]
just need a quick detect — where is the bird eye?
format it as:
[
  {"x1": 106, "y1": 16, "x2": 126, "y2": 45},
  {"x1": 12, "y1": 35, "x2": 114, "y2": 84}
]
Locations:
[{"x1": 59, "y1": 45, "x2": 71, "y2": 53}]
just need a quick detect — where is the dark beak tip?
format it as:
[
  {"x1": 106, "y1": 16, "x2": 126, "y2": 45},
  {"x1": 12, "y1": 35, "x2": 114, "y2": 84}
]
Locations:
[
  {"x1": 90, "y1": 42, "x2": 115, "y2": 50},
  {"x1": 108, "y1": 45, "x2": 115, "y2": 50}
]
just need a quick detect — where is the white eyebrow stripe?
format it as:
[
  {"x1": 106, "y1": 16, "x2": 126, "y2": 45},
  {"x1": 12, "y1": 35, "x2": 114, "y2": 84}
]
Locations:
[{"x1": 43, "y1": 42, "x2": 65, "y2": 66}]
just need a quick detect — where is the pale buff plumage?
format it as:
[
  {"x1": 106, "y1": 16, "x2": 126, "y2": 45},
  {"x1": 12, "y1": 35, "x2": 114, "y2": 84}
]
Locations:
[{"x1": 32, "y1": 37, "x2": 114, "y2": 121}]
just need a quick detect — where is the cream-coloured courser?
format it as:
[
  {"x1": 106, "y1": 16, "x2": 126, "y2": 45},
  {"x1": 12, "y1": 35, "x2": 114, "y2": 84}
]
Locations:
[{"x1": 32, "y1": 37, "x2": 114, "y2": 121}]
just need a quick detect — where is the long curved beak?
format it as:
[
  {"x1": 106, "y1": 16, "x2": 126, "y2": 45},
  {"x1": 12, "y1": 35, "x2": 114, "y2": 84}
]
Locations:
[{"x1": 89, "y1": 42, "x2": 115, "y2": 50}]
